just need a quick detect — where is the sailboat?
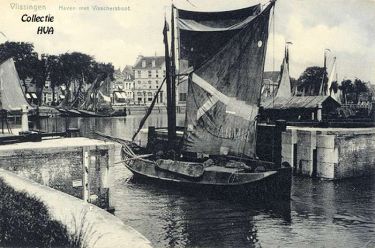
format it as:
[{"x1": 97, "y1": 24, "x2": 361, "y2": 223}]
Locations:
[{"x1": 116, "y1": 0, "x2": 291, "y2": 200}]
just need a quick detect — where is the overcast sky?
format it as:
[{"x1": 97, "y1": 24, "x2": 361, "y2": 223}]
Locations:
[{"x1": 0, "y1": 0, "x2": 374, "y2": 83}]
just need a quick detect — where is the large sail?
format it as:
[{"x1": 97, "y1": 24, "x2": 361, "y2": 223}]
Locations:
[
  {"x1": 183, "y1": 3, "x2": 273, "y2": 157},
  {"x1": 176, "y1": 4, "x2": 261, "y2": 69},
  {"x1": 0, "y1": 58, "x2": 31, "y2": 111}
]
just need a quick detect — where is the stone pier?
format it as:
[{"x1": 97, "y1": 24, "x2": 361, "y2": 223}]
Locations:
[
  {"x1": 0, "y1": 169, "x2": 152, "y2": 248},
  {"x1": 282, "y1": 126, "x2": 375, "y2": 179},
  {"x1": 0, "y1": 137, "x2": 115, "y2": 209}
]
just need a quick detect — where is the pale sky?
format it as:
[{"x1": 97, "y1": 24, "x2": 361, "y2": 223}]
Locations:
[{"x1": 0, "y1": 0, "x2": 374, "y2": 83}]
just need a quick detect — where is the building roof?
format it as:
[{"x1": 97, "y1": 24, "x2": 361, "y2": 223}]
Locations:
[
  {"x1": 122, "y1": 65, "x2": 133, "y2": 74},
  {"x1": 122, "y1": 65, "x2": 134, "y2": 80},
  {"x1": 133, "y1": 56, "x2": 165, "y2": 69},
  {"x1": 262, "y1": 96, "x2": 341, "y2": 109}
]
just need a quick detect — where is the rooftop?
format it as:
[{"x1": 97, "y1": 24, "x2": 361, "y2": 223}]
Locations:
[
  {"x1": 133, "y1": 56, "x2": 165, "y2": 69},
  {"x1": 262, "y1": 95, "x2": 341, "y2": 109}
]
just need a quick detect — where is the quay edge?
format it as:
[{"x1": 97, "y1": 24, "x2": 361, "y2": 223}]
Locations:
[{"x1": 282, "y1": 126, "x2": 375, "y2": 179}]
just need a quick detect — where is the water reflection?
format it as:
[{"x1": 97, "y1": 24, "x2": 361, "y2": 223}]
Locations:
[{"x1": 36, "y1": 114, "x2": 375, "y2": 247}]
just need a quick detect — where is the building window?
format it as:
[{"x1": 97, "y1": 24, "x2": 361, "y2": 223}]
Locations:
[
  {"x1": 148, "y1": 92, "x2": 153, "y2": 102},
  {"x1": 137, "y1": 70, "x2": 141, "y2": 77},
  {"x1": 148, "y1": 70, "x2": 152, "y2": 78},
  {"x1": 152, "y1": 60, "x2": 156, "y2": 67},
  {"x1": 142, "y1": 61, "x2": 146, "y2": 68},
  {"x1": 179, "y1": 93, "x2": 187, "y2": 102},
  {"x1": 137, "y1": 92, "x2": 142, "y2": 96},
  {"x1": 138, "y1": 81, "x2": 141, "y2": 84}
]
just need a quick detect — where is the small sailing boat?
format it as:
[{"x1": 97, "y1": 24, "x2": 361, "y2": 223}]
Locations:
[{"x1": 113, "y1": 0, "x2": 291, "y2": 200}]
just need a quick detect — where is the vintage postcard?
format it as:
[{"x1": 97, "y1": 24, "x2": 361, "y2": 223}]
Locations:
[{"x1": 0, "y1": 0, "x2": 374, "y2": 247}]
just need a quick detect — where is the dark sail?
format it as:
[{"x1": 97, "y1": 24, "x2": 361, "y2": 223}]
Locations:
[
  {"x1": 176, "y1": 4, "x2": 261, "y2": 69},
  {"x1": 183, "y1": 4, "x2": 273, "y2": 157}
]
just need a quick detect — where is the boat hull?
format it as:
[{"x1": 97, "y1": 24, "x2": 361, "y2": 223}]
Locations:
[{"x1": 124, "y1": 159, "x2": 292, "y2": 201}]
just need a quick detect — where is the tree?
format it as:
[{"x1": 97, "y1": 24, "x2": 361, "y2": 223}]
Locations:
[
  {"x1": 0, "y1": 41, "x2": 115, "y2": 107},
  {"x1": 297, "y1": 67, "x2": 328, "y2": 96},
  {"x1": 0, "y1": 41, "x2": 39, "y2": 93},
  {"x1": 339, "y1": 79, "x2": 353, "y2": 103},
  {"x1": 338, "y1": 79, "x2": 369, "y2": 104},
  {"x1": 330, "y1": 80, "x2": 339, "y2": 94},
  {"x1": 45, "y1": 55, "x2": 64, "y2": 105},
  {"x1": 290, "y1": 77, "x2": 298, "y2": 96},
  {"x1": 58, "y1": 52, "x2": 94, "y2": 105}
]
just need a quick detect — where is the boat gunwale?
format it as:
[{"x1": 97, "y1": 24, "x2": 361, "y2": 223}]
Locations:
[{"x1": 123, "y1": 159, "x2": 283, "y2": 186}]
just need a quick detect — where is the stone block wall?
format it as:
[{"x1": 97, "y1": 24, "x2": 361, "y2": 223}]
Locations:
[
  {"x1": 281, "y1": 129, "x2": 296, "y2": 168},
  {"x1": 282, "y1": 127, "x2": 375, "y2": 179},
  {"x1": 296, "y1": 130, "x2": 316, "y2": 176},
  {"x1": 0, "y1": 138, "x2": 114, "y2": 209},
  {"x1": 335, "y1": 133, "x2": 375, "y2": 179},
  {"x1": 0, "y1": 169, "x2": 152, "y2": 248}
]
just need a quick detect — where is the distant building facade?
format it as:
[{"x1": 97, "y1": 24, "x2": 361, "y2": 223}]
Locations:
[
  {"x1": 261, "y1": 71, "x2": 280, "y2": 100},
  {"x1": 111, "y1": 66, "x2": 135, "y2": 104},
  {"x1": 133, "y1": 55, "x2": 166, "y2": 105}
]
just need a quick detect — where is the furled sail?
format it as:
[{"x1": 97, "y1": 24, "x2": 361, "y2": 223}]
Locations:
[
  {"x1": 183, "y1": 3, "x2": 274, "y2": 158},
  {"x1": 176, "y1": 4, "x2": 261, "y2": 69},
  {"x1": 275, "y1": 58, "x2": 292, "y2": 98},
  {"x1": 0, "y1": 58, "x2": 31, "y2": 111},
  {"x1": 327, "y1": 57, "x2": 336, "y2": 95}
]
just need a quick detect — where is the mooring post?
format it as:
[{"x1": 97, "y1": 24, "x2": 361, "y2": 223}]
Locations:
[
  {"x1": 21, "y1": 105, "x2": 29, "y2": 132},
  {"x1": 147, "y1": 126, "x2": 156, "y2": 151}
]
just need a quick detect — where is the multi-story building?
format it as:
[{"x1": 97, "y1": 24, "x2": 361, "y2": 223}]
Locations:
[
  {"x1": 122, "y1": 65, "x2": 135, "y2": 100},
  {"x1": 133, "y1": 55, "x2": 166, "y2": 105},
  {"x1": 110, "y1": 66, "x2": 135, "y2": 104}
]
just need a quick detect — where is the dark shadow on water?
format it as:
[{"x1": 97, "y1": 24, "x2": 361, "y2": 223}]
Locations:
[{"x1": 124, "y1": 175, "x2": 292, "y2": 247}]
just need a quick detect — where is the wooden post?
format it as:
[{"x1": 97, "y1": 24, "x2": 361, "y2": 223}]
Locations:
[
  {"x1": 274, "y1": 120, "x2": 287, "y2": 167},
  {"x1": 21, "y1": 105, "x2": 29, "y2": 132},
  {"x1": 83, "y1": 149, "x2": 90, "y2": 202}
]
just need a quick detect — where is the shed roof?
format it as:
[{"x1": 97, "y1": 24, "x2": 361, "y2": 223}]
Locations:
[{"x1": 261, "y1": 96, "x2": 340, "y2": 109}]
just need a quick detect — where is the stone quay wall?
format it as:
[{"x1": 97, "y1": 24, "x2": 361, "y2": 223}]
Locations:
[
  {"x1": 281, "y1": 127, "x2": 375, "y2": 179},
  {"x1": 0, "y1": 137, "x2": 115, "y2": 209},
  {"x1": 0, "y1": 169, "x2": 152, "y2": 248}
]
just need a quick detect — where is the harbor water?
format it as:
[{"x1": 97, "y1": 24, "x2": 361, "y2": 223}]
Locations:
[{"x1": 37, "y1": 114, "x2": 375, "y2": 248}]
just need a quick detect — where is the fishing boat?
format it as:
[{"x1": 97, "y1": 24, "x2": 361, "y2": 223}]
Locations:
[{"x1": 107, "y1": 0, "x2": 292, "y2": 200}]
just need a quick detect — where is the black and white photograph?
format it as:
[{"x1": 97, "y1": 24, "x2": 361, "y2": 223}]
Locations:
[{"x1": 0, "y1": 0, "x2": 374, "y2": 247}]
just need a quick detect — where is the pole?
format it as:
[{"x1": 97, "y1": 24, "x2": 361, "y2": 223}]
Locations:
[
  {"x1": 170, "y1": 5, "x2": 177, "y2": 146},
  {"x1": 163, "y1": 18, "x2": 175, "y2": 147}
]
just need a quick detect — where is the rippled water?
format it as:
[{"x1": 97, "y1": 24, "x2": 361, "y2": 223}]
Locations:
[{"x1": 38, "y1": 114, "x2": 375, "y2": 247}]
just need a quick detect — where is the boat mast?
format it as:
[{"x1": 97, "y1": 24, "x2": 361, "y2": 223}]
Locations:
[
  {"x1": 169, "y1": 5, "x2": 177, "y2": 147},
  {"x1": 163, "y1": 15, "x2": 175, "y2": 147},
  {"x1": 319, "y1": 48, "x2": 330, "y2": 95}
]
